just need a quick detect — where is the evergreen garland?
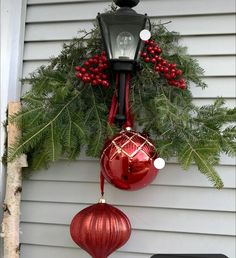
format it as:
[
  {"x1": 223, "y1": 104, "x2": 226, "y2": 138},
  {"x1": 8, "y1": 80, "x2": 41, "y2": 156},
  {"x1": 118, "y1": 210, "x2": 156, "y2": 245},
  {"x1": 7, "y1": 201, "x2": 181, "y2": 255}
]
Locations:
[{"x1": 8, "y1": 21, "x2": 236, "y2": 189}]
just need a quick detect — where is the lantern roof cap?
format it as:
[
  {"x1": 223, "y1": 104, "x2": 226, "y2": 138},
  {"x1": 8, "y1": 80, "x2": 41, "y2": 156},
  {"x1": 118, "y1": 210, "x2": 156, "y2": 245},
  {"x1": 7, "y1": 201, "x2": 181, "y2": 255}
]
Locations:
[{"x1": 114, "y1": 0, "x2": 140, "y2": 8}]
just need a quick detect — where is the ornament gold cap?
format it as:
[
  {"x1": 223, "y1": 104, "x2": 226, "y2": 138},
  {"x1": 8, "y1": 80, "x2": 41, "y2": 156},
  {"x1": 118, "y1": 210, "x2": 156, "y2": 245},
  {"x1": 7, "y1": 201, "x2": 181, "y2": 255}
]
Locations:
[{"x1": 99, "y1": 197, "x2": 106, "y2": 203}]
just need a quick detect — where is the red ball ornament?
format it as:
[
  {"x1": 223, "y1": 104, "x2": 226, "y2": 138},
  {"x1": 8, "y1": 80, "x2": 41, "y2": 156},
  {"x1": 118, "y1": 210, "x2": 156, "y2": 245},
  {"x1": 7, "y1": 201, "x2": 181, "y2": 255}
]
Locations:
[
  {"x1": 70, "y1": 201, "x2": 131, "y2": 258},
  {"x1": 101, "y1": 129, "x2": 158, "y2": 191}
]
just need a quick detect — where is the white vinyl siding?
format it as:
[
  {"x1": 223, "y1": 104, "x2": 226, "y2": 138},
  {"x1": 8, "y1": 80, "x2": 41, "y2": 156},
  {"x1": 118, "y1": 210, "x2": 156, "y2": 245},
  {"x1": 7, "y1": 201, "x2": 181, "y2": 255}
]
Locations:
[{"x1": 20, "y1": 0, "x2": 236, "y2": 258}]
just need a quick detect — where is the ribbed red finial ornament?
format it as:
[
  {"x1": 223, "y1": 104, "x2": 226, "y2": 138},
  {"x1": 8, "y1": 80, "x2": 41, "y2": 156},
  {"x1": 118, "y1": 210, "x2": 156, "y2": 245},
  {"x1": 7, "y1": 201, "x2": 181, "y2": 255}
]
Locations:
[{"x1": 70, "y1": 201, "x2": 131, "y2": 258}]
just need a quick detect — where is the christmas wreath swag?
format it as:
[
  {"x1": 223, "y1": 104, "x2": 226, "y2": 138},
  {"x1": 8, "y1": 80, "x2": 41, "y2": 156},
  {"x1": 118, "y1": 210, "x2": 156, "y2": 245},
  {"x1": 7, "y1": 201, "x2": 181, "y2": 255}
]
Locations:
[
  {"x1": 8, "y1": 3, "x2": 235, "y2": 191},
  {"x1": 4, "y1": 1, "x2": 236, "y2": 257}
]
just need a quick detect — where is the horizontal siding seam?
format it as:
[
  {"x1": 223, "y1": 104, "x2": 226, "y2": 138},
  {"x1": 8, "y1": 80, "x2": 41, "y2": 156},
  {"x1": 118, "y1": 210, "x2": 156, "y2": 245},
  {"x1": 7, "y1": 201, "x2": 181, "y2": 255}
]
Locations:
[
  {"x1": 20, "y1": 222, "x2": 236, "y2": 237},
  {"x1": 20, "y1": 200, "x2": 236, "y2": 213},
  {"x1": 23, "y1": 34, "x2": 236, "y2": 42},
  {"x1": 24, "y1": 13, "x2": 236, "y2": 25},
  {"x1": 22, "y1": 179, "x2": 236, "y2": 189},
  {"x1": 21, "y1": 243, "x2": 152, "y2": 256}
]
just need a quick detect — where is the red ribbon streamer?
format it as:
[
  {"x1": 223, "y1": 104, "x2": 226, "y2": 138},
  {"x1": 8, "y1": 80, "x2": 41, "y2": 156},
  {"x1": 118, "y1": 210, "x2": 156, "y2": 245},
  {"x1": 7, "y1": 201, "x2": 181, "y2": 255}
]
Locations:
[{"x1": 101, "y1": 72, "x2": 133, "y2": 196}]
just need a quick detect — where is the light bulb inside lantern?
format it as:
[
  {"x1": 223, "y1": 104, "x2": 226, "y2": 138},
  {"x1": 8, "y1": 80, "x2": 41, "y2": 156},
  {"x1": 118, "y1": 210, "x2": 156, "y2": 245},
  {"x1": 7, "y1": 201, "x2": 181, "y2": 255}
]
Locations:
[
  {"x1": 116, "y1": 31, "x2": 135, "y2": 59},
  {"x1": 154, "y1": 158, "x2": 165, "y2": 169}
]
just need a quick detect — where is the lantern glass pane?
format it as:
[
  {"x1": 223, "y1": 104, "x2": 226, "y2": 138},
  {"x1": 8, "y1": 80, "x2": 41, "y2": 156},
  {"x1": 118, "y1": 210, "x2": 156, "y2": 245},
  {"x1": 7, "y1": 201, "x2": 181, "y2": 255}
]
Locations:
[{"x1": 99, "y1": 14, "x2": 147, "y2": 61}]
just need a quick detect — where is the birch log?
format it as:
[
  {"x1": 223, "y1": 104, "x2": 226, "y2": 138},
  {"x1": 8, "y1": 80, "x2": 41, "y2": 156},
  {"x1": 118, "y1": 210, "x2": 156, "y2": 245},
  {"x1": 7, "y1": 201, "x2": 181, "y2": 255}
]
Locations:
[{"x1": 1, "y1": 102, "x2": 27, "y2": 258}]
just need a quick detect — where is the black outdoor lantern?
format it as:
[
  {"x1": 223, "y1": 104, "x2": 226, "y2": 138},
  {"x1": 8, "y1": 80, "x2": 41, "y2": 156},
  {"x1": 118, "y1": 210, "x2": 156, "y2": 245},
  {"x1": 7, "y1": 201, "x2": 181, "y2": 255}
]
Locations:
[{"x1": 97, "y1": 0, "x2": 150, "y2": 126}]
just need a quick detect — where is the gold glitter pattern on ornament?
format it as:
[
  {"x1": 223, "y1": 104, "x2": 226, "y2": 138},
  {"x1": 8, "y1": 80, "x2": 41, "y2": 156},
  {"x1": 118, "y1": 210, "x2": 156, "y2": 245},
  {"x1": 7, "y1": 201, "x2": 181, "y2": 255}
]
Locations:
[{"x1": 101, "y1": 130, "x2": 156, "y2": 161}]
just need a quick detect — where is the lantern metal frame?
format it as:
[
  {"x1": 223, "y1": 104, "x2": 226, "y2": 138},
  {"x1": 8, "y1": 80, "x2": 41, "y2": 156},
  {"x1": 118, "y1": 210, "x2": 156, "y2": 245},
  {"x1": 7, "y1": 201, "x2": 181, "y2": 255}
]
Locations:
[{"x1": 97, "y1": 0, "x2": 150, "y2": 127}]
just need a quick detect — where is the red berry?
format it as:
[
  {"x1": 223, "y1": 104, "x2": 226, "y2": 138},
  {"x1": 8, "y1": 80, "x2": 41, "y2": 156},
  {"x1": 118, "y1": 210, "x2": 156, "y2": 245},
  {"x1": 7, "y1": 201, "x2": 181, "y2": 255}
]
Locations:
[
  {"x1": 101, "y1": 51, "x2": 106, "y2": 56},
  {"x1": 94, "y1": 68, "x2": 99, "y2": 74},
  {"x1": 160, "y1": 66, "x2": 164, "y2": 72},
  {"x1": 176, "y1": 69, "x2": 183, "y2": 76},
  {"x1": 102, "y1": 74, "x2": 108, "y2": 79},
  {"x1": 141, "y1": 52, "x2": 148, "y2": 58},
  {"x1": 102, "y1": 81, "x2": 109, "y2": 88},
  {"x1": 101, "y1": 56, "x2": 107, "y2": 62},
  {"x1": 75, "y1": 66, "x2": 81, "y2": 71},
  {"x1": 171, "y1": 69, "x2": 176, "y2": 73},
  {"x1": 92, "y1": 79, "x2": 98, "y2": 86},
  {"x1": 155, "y1": 66, "x2": 160, "y2": 72},
  {"x1": 144, "y1": 40, "x2": 149, "y2": 45},
  {"x1": 84, "y1": 61, "x2": 90, "y2": 66},
  {"x1": 150, "y1": 50, "x2": 155, "y2": 55},
  {"x1": 84, "y1": 73, "x2": 89, "y2": 77},
  {"x1": 163, "y1": 67, "x2": 169, "y2": 73},
  {"x1": 88, "y1": 58, "x2": 94, "y2": 64},
  {"x1": 75, "y1": 72, "x2": 83, "y2": 79},
  {"x1": 161, "y1": 60, "x2": 167, "y2": 66},
  {"x1": 149, "y1": 40, "x2": 155, "y2": 46},
  {"x1": 170, "y1": 72, "x2": 176, "y2": 79},
  {"x1": 103, "y1": 64, "x2": 108, "y2": 69},
  {"x1": 173, "y1": 81, "x2": 179, "y2": 87},
  {"x1": 144, "y1": 57, "x2": 150, "y2": 63},
  {"x1": 147, "y1": 46, "x2": 153, "y2": 52},
  {"x1": 90, "y1": 74, "x2": 95, "y2": 79},
  {"x1": 154, "y1": 47, "x2": 161, "y2": 53},
  {"x1": 89, "y1": 67, "x2": 94, "y2": 72},
  {"x1": 83, "y1": 76, "x2": 91, "y2": 83},
  {"x1": 95, "y1": 75, "x2": 100, "y2": 79},
  {"x1": 170, "y1": 63, "x2": 177, "y2": 69},
  {"x1": 80, "y1": 68, "x2": 86, "y2": 74},
  {"x1": 165, "y1": 74, "x2": 171, "y2": 80},
  {"x1": 156, "y1": 56, "x2": 162, "y2": 62},
  {"x1": 97, "y1": 79, "x2": 102, "y2": 84},
  {"x1": 154, "y1": 47, "x2": 159, "y2": 52},
  {"x1": 151, "y1": 58, "x2": 156, "y2": 63}
]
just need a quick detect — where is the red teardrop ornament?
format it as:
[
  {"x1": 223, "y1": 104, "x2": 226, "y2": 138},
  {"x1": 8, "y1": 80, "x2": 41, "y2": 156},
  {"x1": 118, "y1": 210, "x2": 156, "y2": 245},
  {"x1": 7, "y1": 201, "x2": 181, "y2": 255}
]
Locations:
[
  {"x1": 101, "y1": 129, "x2": 158, "y2": 191},
  {"x1": 70, "y1": 202, "x2": 131, "y2": 258}
]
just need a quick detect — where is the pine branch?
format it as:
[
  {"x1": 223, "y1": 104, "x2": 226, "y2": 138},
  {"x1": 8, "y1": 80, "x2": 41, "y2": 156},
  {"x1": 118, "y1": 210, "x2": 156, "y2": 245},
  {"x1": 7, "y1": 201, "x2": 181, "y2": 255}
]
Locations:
[
  {"x1": 8, "y1": 93, "x2": 79, "y2": 161},
  {"x1": 6, "y1": 16, "x2": 235, "y2": 189}
]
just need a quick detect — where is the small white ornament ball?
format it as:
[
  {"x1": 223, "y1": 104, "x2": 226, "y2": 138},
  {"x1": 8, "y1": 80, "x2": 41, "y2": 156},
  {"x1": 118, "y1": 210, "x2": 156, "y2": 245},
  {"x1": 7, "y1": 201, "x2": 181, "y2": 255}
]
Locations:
[
  {"x1": 154, "y1": 158, "x2": 165, "y2": 169},
  {"x1": 139, "y1": 29, "x2": 151, "y2": 41}
]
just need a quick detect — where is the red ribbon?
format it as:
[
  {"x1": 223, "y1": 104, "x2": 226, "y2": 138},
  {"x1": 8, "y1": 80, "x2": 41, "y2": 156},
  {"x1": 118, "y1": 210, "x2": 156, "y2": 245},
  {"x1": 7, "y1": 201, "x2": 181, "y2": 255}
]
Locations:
[
  {"x1": 108, "y1": 73, "x2": 133, "y2": 127},
  {"x1": 100, "y1": 72, "x2": 133, "y2": 196}
]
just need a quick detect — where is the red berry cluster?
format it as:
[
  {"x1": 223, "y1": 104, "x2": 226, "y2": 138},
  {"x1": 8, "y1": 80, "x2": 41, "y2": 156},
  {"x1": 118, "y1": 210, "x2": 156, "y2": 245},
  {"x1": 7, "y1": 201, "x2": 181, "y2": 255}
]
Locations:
[
  {"x1": 75, "y1": 51, "x2": 110, "y2": 88},
  {"x1": 141, "y1": 39, "x2": 186, "y2": 89}
]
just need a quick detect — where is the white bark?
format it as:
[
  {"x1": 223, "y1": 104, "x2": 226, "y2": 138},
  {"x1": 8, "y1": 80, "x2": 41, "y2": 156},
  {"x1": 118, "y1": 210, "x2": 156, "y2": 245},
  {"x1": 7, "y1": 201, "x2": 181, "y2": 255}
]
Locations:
[{"x1": 1, "y1": 102, "x2": 27, "y2": 258}]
